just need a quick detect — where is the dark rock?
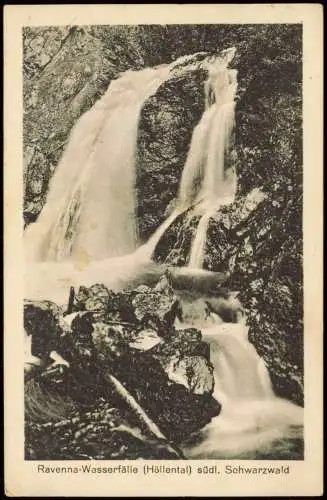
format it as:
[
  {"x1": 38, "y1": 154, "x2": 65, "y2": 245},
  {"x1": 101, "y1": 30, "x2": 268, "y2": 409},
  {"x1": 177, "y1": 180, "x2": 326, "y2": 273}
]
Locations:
[
  {"x1": 73, "y1": 279, "x2": 180, "y2": 334},
  {"x1": 153, "y1": 209, "x2": 200, "y2": 265},
  {"x1": 152, "y1": 328, "x2": 213, "y2": 396},
  {"x1": 75, "y1": 284, "x2": 137, "y2": 324},
  {"x1": 75, "y1": 284, "x2": 110, "y2": 312},
  {"x1": 106, "y1": 349, "x2": 219, "y2": 443},
  {"x1": 92, "y1": 321, "x2": 162, "y2": 358},
  {"x1": 131, "y1": 284, "x2": 179, "y2": 333},
  {"x1": 91, "y1": 317, "x2": 218, "y2": 442},
  {"x1": 136, "y1": 70, "x2": 206, "y2": 241},
  {"x1": 24, "y1": 300, "x2": 67, "y2": 359}
]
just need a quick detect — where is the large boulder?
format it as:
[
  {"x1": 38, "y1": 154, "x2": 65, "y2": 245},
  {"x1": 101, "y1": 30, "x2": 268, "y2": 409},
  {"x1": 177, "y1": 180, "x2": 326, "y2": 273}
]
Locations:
[
  {"x1": 136, "y1": 67, "x2": 206, "y2": 241},
  {"x1": 92, "y1": 320, "x2": 218, "y2": 442}
]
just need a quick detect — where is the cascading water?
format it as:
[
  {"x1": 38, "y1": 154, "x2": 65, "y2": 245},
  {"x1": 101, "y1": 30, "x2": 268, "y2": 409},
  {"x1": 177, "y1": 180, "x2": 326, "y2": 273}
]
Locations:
[
  {"x1": 188, "y1": 209, "x2": 214, "y2": 269},
  {"x1": 185, "y1": 53, "x2": 238, "y2": 268},
  {"x1": 175, "y1": 309, "x2": 303, "y2": 459},
  {"x1": 24, "y1": 66, "x2": 170, "y2": 262},
  {"x1": 137, "y1": 48, "x2": 238, "y2": 261},
  {"x1": 24, "y1": 48, "x2": 303, "y2": 459}
]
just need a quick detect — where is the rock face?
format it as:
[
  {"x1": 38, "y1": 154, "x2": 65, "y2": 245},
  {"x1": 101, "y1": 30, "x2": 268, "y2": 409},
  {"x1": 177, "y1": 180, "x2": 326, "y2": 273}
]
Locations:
[
  {"x1": 136, "y1": 69, "x2": 206, "y2": 241},
  {"x1": 24, "y1": 279, "x2": 219, "y2": 460},
  {"x1": 24, "y1": 300, "x2": 68, "y2": 357}
]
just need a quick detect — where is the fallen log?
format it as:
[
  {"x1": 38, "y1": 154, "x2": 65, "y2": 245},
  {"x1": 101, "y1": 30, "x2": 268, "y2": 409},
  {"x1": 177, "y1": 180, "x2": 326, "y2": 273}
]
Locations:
[{"x1": 103, "y1": 371, "x2": 184, "y2": 459}]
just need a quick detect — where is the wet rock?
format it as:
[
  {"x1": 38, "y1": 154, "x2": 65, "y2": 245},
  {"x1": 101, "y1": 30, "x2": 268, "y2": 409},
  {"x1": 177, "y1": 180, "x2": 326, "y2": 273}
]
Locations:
[
  {"x1": 92, "y1": 322, "x2": 133, "y2": 361},
  {"x1": 75, "y1": 284, "x2": 110, "y2": 312},
  {"x1": 154, "y1": 328, "x2": 208, "y2": 358},
  {"x1": 136, "y1": 70, "x2": 206, "y2": 241},
  {"x1": 131, "y1": 285, "x2": 179, "y2": 332},
  {"x1": 73, "y1": 280, "x2": 180, "y2": 333},
  {"x1": 107, "y1": 348, "x2": 219, "y2": 443},
  {"x1": 154, "y1": 210, "x2": 200, "y2": 265},
  {"x1": 158, "y1": 354, "x2": 214, "y2": 396},
  {"x1": 75, "y1": 284, "x2": 137, "y2": 324},
  {"x1": 248, "y1": 317, "x2": 303, "y2": 406},
  {"x1": 151, "y1": 329, "x2": 213, "y2": 396}
]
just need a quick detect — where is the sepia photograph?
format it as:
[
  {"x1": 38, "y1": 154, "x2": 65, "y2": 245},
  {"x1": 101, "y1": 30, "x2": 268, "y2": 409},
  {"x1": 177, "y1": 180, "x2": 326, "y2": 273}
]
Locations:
[
  {"x1": 4, "y1": 4, "x2": 323, "y2": 497},
  {"x1": 23, "y1": 22, "x2": 304, "y2": 461}
]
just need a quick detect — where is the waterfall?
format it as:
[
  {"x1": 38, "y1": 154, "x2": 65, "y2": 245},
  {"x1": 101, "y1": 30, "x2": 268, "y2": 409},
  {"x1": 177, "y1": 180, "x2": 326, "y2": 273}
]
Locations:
[
  {"x1": 178, "y1": 74, "x2": 237, "y2": 211},
  {"x1": 24, "y1": 48, "x2": 303, "y2": 459},
  {"x1": 135, "y1": 208, "x2": 183, "y2": 261},
  {"x1": 24, "y1": 66, "x2": 170, "y2": 262},
  {"x1": 183, "y1": 55, "x2": 238, "y2": 268},
  {"x1": 138, "y1": 48, "x2": 238, "y2": 261},
  {"x1": 202, "y1": 323, "x2": 275, "y2": 403},
  {"x1": 187, "y1": 209, "x2": 213, "y2": 268},
  {"x1": 176, "y1": 310, "x2": 303, "y2": 459},
  {"x1": 24, "y1": 48, "x2": 237, "y2": 265}
]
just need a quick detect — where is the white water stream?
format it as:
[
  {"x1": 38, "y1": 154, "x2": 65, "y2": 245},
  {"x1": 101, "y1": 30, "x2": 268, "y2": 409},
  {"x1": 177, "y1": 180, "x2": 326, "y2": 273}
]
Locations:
[
  {"x1": 24, "y1": 66, "x2": 170, "y2": 262},
  {"x1": 176, "y1": 314, "x2": 303, "y2": 459}
]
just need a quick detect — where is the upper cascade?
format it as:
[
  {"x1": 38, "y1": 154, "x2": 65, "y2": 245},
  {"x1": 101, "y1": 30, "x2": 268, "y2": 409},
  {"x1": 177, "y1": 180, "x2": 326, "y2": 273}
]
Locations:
[
  {"x1": 178, "y1": 46, "x2": 238, "y2": 212},
  {"x1": 24, "y1": 48, "x2": 237, "y2": 264}
]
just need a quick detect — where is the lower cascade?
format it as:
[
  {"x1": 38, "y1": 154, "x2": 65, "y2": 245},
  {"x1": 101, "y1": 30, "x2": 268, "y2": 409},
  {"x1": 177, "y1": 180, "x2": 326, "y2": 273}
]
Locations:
[
  {"x1": 24, "y1": 47, "x2": 303, "y2": 460},
  {"x1": 175, "y1": 312, "x2": 303, "y2": 459}
]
